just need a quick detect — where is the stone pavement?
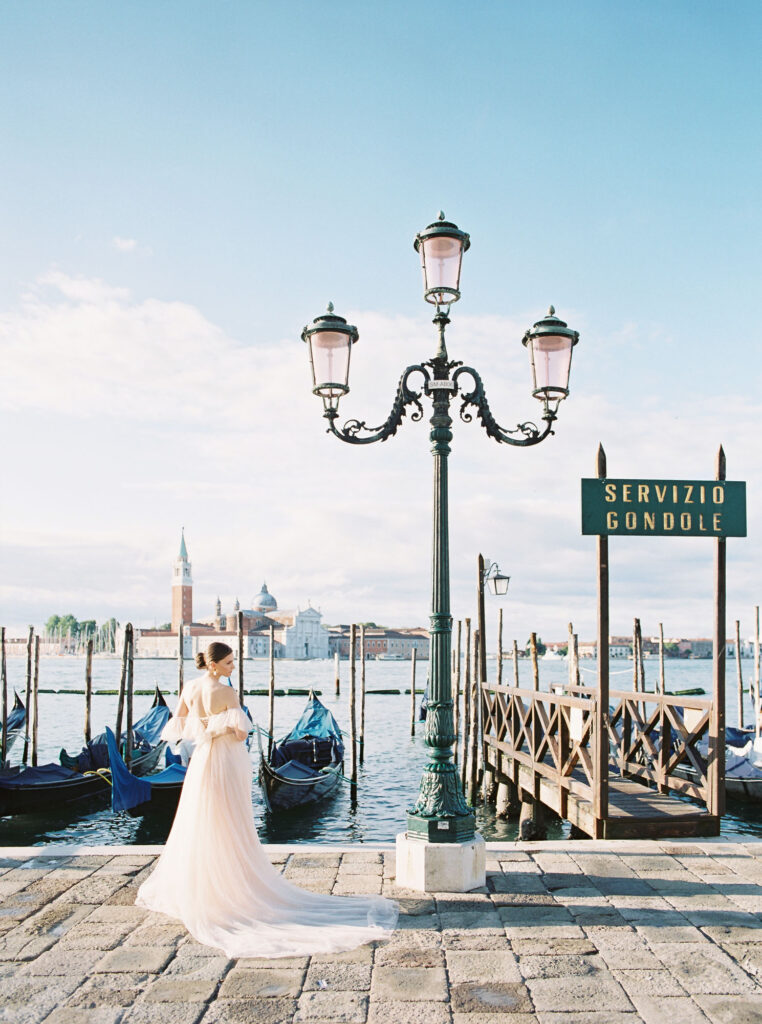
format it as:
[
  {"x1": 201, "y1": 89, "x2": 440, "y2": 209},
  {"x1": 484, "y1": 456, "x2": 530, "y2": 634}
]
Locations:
[{"x1": 2, "y1": 839, "x2": 762, "y2": 1024}]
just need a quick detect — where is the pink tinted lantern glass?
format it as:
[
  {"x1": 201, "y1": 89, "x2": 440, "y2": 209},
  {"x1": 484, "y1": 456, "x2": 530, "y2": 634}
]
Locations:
[
  {"x1": 310, "y1": 330, "x2": 353, "y2": 398},
  {"x1": 420, "y1": 234, "x2": 464, "y2": 305},
  {"x1": 529, "y1": 333, "x2": 574, "y2": 400}
]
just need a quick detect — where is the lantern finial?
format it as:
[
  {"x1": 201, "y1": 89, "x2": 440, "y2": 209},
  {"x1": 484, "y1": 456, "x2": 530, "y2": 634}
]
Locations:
[
  {"x1": 327, "y1": 301, "x2": 334, "y2": 313},
  {"x1": 437, "y1": 210, "x2": 445, "y2": 221},
  {"x1": 548, "y1": 304, "x2": 555, "y2": 316}
]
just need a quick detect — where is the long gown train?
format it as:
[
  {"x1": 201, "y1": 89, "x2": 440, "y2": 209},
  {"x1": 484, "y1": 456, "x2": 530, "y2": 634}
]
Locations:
[{"x1": 136, "y1": 701, "x2": 398, "y2": 958}]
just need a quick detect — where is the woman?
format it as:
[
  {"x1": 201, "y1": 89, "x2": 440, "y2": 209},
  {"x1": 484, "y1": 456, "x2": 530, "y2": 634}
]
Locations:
[{"x1": 136, "y1": 642, "x2": 397, "y2": 958}]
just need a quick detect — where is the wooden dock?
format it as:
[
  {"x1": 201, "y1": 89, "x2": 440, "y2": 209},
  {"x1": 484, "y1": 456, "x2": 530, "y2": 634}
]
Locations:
[{"x1": 482, "y1": 682, "x2": 722, "y2": 839}]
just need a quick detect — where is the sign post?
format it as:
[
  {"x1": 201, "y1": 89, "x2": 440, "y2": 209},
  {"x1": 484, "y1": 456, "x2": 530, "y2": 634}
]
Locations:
[{"x1": 582, "y1": 445, "x2": 746, "y2": 823}]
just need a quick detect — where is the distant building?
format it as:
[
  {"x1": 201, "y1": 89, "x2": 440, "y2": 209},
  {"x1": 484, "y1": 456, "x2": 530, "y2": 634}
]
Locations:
[
  {"x1": 171, "y1": 530, "x2": 192, "y2": 631},
  {"x1": 609, "y1": 636, "x2": 632, "y2": 658},
  {"x1": 326, "y1": 625, "x2": 429, "y2": 660},
  {"x1": 122, "y1": 535, "x2": 331, "y2": 659}
]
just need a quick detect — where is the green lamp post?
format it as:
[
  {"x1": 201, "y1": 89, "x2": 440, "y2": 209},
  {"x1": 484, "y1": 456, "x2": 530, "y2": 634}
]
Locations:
[{"x1": 303, "y1": 213, "x2": 579, "y2": 872}]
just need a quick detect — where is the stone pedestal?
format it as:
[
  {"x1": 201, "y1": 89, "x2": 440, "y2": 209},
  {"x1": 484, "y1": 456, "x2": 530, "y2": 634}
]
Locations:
[{"x1": 395, "y1": 832, "x2": 486, "y2": 892}]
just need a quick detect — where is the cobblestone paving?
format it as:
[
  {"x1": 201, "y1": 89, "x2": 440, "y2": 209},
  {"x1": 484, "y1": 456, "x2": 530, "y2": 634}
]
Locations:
[{"x1": 1, "y1": 840, "x2": 762, "y2": 1023}]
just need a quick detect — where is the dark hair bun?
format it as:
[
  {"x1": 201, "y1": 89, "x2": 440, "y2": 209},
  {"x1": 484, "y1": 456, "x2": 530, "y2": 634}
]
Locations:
[{"x1": 195, "y1": 652, "x2": 207, "y2": 670}]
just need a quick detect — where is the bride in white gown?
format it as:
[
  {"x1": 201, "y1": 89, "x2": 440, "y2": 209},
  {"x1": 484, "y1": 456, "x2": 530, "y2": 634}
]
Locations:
[{"x1": 136, "y1": 642, "x2": 398, "y2": 958}]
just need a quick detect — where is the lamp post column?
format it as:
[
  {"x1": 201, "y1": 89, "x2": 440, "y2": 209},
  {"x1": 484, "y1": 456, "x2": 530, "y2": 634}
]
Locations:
[{"x1": 406, "y1": 317, "x2": 474, "y2": 843}]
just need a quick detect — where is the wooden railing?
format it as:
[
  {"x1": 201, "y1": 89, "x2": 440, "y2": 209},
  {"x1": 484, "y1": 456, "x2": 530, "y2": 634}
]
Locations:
[
  {"x1": 482, "y1": 684, "x2": 597, "y2": 818},
  {"x1": 482, "y1": 681, "x2": 716, "y2": 821},
  {"x1": 608, "y1": 689, "x2": 712, "y2": 803}
]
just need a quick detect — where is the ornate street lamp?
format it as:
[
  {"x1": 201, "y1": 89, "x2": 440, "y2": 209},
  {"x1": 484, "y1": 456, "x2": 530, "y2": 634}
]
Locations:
[
  {"x1": 302, "y1": 214, "x2": 579, "y2": 890},
  {"x1": 484, "y1": 560, "x2": 510, "y2": 598},
  {"x1": 303, "y1": 303, "x2": 359, "y2": 413}
]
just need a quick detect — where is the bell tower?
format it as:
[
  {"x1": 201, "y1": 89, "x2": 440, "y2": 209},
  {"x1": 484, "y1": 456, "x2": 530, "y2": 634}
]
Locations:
[{"x1": 171, "y1": 530, "x2": 193, "y2": 631}]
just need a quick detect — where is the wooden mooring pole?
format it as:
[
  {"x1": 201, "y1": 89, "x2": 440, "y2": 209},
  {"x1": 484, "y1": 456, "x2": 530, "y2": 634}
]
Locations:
[
  {"x1": 22, "y1": 626, "x2": 33, "y2": 765},
  {"x1": 268, "y1": 625, "x2": 275, "y2": 759},
  {"x1": 476, "y1": 555, "x2": 489, "y2": 800},
  {"x1": 467, "y1": 628, "x2": 480, "y2": 805},
  {"x1": 334, "y1": 651, "x2": 340, "y2": 697},
  {"x1": 530, "y1": 632, "x2": 539, "y2": 691},
  {"x1": 84, "y1": 637, "x2": 93, "y2": 744},
  {"x1": 513, "y1": 639, "x2": 519, "y2": 686},
  {"x1": 594, "y1": 444, "x2": 610, "y2": 827},
  {"x1": 349, "y1": 624, "x2": 357, "y2": 782},
  {"x1": 460, "y1": 618, "x2": 471, "y2": 792},
  {"x1": 115, "y1": 624, "x2": 130, "y2": 748},
  {"x1": 572, "y1": 632, "x2": 580, "y2": 686},
  {"x1": 709, "y1": 446, "x2": 726, "y2": 818},
  {"x1": 237, "y1": 611, "x2": 245, "y2": 705},
  {"x1": 409, "y1": 647, "x2": 417, "y2": 737},
  {"x1": 497, "y1": 608, "x2": 503, "y2": 686},
  {"x1": 177, "y1": 622, "x2": 184, "y2": 695},
  {"x1": 31, "y1": 635, "x2": 40, "y2": 767},
  {"x1": 658, "y1": 623, "x2": 666, "y2": 696},
  {"x1": 125, "y1": 624, "x2": 134, "y2": 770},
  {"x1": 359, "y1": 625, "x2": 366, "y2": 765},
  {"x1": 637, "y1": 619, "x2": 646, "y2": 691},
  {"x1": 736, "y1": 619, "x2": 744, "y2": 729}
]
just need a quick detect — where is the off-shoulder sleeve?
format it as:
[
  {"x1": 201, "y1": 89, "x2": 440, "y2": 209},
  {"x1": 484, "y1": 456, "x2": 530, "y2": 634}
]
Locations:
[
  {"x1": 206, "y1": 708, "x2": 253, "y2": 738},
  {"x1": 161, "y1": 716, "x2": 187, "y2": 743}
]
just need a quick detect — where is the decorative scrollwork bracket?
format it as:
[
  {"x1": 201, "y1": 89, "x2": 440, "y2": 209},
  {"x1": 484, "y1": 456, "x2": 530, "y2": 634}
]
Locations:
[
  {"x1": 324, "y1": 364, "x2": 431, "y2": 445},
  {"x1": 453, "y1": 365, "x2": 556, "y2": 446}
]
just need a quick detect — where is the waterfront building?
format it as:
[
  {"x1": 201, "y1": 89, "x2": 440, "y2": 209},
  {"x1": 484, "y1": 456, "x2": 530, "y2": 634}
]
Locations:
[
  {"x1": 326, "y1": 625, "x2": 430, "y2": 660},
  {"x1": 119, "y1": 537, "x2": 332, "y2": 659}
]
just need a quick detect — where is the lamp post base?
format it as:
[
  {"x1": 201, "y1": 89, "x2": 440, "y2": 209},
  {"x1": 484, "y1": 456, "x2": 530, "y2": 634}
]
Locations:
[
  {"x1": 406, "y1": 810, "x2": 476, "y2": 843},
  {"x1": 395, "y1": 832, "x2": 486, "y2": 893}
]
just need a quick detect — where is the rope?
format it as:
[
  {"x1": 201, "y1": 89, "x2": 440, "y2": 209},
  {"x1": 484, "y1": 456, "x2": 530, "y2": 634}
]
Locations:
[
  {"x1": 580, "y1": 665, "x2": 633, "y2": 676},
  {"x1": 83, "y1": 768, "x2": 113, "y2": 787}
]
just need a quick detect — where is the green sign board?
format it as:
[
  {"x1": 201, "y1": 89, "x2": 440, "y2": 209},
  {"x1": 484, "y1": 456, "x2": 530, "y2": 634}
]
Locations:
[{"x1": 581, "y1": 479, "x2": 747, "y2": 537}]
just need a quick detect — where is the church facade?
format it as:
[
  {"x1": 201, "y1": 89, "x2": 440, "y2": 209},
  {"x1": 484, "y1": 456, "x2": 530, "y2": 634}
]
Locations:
[{"x1": 126, "y1": 534, "x2": 331, "y2": 660}]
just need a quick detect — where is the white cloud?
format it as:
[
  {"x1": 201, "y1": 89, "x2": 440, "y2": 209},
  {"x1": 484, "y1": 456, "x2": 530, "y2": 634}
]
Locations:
[
  {"x1": 1, "y1": 272, "x2": 759, "y2": 645},
  {"x1": 111, "y1": 236, "x2": 138, "y2": 252}
]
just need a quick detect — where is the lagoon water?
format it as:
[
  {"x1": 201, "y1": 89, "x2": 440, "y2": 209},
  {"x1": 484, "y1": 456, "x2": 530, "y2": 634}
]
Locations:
[{"x1": 1, "y1": 654, "x2": 761, "y2": 846}]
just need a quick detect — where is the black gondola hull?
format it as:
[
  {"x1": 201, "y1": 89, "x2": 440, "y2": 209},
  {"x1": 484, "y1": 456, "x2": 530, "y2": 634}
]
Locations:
[
  {"x1": 259, "y1": 757, "x2": 343, "y2": 812},
  {"x1": 0, "y1": 742, "x2": 166, "y2": 817}
]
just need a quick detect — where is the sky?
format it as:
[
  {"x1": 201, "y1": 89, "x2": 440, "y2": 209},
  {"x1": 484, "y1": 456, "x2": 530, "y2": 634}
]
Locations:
[{"x1": 1, "y1": 0, "x2": 760, "y2": 645}]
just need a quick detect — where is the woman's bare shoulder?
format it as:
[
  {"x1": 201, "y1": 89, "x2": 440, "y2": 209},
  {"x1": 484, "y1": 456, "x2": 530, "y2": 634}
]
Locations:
[{"x1": 206, "y1": 682, "x2": 239, "y2": 715}]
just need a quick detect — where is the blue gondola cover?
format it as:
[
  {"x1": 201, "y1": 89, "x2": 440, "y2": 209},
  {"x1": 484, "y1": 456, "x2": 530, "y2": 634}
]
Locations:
[
  {"x1": 0, "y1": 764, "x2": 80, "y2": 787},
  {"x1": 61, "y1": 701, "x2": 169, "y2": 773},
  {"x1": 105, "y1": 728, "x2": 151, "y2": 812},
  {"x1": 105, "y1": 728, "x2": 186, "y2": 812},
  {"x1": 133, "y1": 703, "x2": 171, "y2": 745},
  {"x1": 270, "y1": 694, "x2": 344, "y2": 769}
]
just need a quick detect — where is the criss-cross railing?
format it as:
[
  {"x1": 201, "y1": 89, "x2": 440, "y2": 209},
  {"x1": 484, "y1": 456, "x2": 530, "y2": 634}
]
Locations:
[
  {"x1": 482, "y1": 681, "x2": 715, "y2": 821},
  {"x1": 482, "y1": 684, "x2": 598, "y2": 815},
  {"x1": 608, "y1": 689, "x2": 712, "y2": 802}
]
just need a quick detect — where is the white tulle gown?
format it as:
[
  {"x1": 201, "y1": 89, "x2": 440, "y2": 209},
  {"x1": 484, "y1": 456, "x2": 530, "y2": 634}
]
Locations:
[{"x1": 136, "y1": 683, "x2": 398, "y2": 958}]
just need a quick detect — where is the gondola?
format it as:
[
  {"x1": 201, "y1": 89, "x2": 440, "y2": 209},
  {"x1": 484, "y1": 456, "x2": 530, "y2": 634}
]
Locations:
[
  {"x1": 1, "y1": 692, "x2": 27, "y2": 763},
  {"x1": 104, "y1": 727, "x2": 187, "y2": 814},
  {"x1": 258, "y1": 691, "x2": 344, "y2": 812},
  {"x1": 0, "y1": 690, "x2": 170, "y2": 818},
  {"x1": 672, "y1": 728, "x2": 762, "y2": 804},
  {"x1": 59, "y1": 687, "x2": 170, "y2": 772}
]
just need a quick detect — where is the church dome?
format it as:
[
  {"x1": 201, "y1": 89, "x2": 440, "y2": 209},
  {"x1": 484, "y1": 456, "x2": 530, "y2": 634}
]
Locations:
[{"x1": 252, "y1": 582, "x2": 277, "y2": 613}]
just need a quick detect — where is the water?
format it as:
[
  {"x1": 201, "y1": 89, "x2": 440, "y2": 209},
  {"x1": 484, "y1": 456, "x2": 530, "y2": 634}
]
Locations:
[{"x1": 1, "y1": 655, "x2": 760, "y2": 846}]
